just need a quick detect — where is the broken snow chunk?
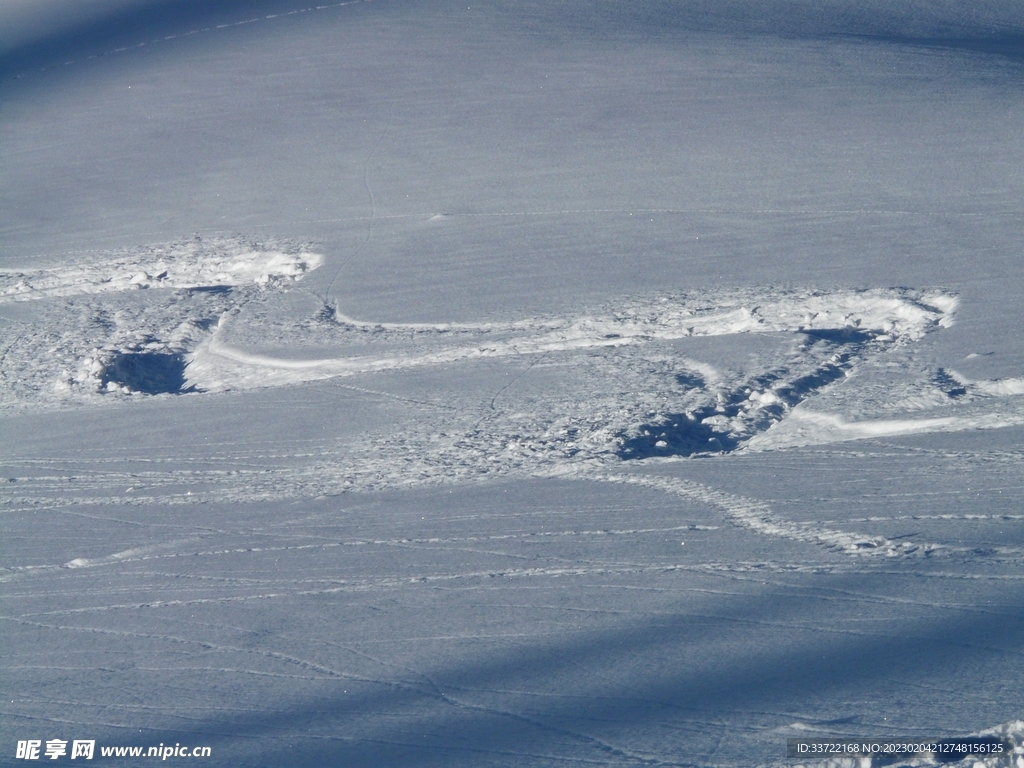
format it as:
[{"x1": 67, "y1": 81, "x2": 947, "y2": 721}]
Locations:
[{"x1": 747, "y1": 390, "x2": 782, "y2": 405}]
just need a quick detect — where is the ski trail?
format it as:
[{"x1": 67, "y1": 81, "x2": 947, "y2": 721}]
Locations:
[
  {"x1": 747, "y1": 407, "x2": 1024, "y2": 451},
  {"x1": 323, "y1": 100, "x2": 395, "y2": 307},
  {"x1": 186, "y1": 287, "x2": 956, "y2": 392},
  {"x1": 6, "y1": 264, "x2": 1020, "y2": 562},
  {"x1": 570, "y1": 470, "x2": 941, "y2": 558},
  {"x1": 6, "y1": 0, "x2": 376, "y2": 81}
]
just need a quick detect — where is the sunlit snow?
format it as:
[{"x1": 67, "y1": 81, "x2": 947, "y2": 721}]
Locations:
[{"x1": 3, "y1": 0, "x2": 1024, "y2": 766}]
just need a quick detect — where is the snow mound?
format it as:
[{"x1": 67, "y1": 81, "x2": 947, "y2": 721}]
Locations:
[
  {"x1": 0, "y1": 235, "x2": 322, "y2": 303},
  {"x1": 945, "y1": 369, "x2": 1024, "y2": 397}
]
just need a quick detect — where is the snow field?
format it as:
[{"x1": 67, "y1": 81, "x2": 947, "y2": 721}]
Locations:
[
  {"x1": 3, "y1": 0, "x2": 1024, "y2": 760},
  {"x1": 4, "y1": 454, "x2": 1023, "y2": 766}
]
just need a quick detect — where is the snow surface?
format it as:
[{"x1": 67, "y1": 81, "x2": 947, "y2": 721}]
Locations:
[{"x1": 3, "y1": 0, "x2": 1024, "y2": 766}]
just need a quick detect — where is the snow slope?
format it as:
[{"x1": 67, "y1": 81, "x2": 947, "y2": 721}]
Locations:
[{"x1": 3, "y1": 0, "x2": 1024, "y2": 766}]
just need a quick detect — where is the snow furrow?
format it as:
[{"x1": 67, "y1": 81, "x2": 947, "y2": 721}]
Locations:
[
  {"x1": 187, "y1": 287, "x2": 955, "y2": 392},
  {"x1": 575, "y1": 471, "x2": 943, "y2": 558}
]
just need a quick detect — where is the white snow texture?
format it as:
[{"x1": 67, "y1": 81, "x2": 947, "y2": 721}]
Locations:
[{"x1": 3, "y1": 0, "x2": 1024, "y2": 766}]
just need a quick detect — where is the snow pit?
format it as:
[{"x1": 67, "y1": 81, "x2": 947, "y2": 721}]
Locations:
[{"x1": 102, "y1": 351, "x2": 191, "y2": 395}]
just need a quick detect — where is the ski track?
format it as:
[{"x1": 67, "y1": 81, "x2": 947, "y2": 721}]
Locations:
[
  {"x1": 5, "y1": 0, "x2": 378, "y2": 82},
  {"x1": 3, "y1": 246, "x2": 1024, "y2": 569},
  {"x1": 187, "y1": 286, "x2": 957, "y2": 391},
  {"x1": 578, "y1": 472, "x2": 943, "y2": 558}
]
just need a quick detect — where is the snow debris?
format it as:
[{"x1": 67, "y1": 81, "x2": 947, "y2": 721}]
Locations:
[{"x1": 0, "y1": 235, "x2": 322, "y2": 303}]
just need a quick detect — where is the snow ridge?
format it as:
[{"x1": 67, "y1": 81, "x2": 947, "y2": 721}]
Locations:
[{"x1": 0, "y1": 235, "x2": 322, "y2": 303}]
